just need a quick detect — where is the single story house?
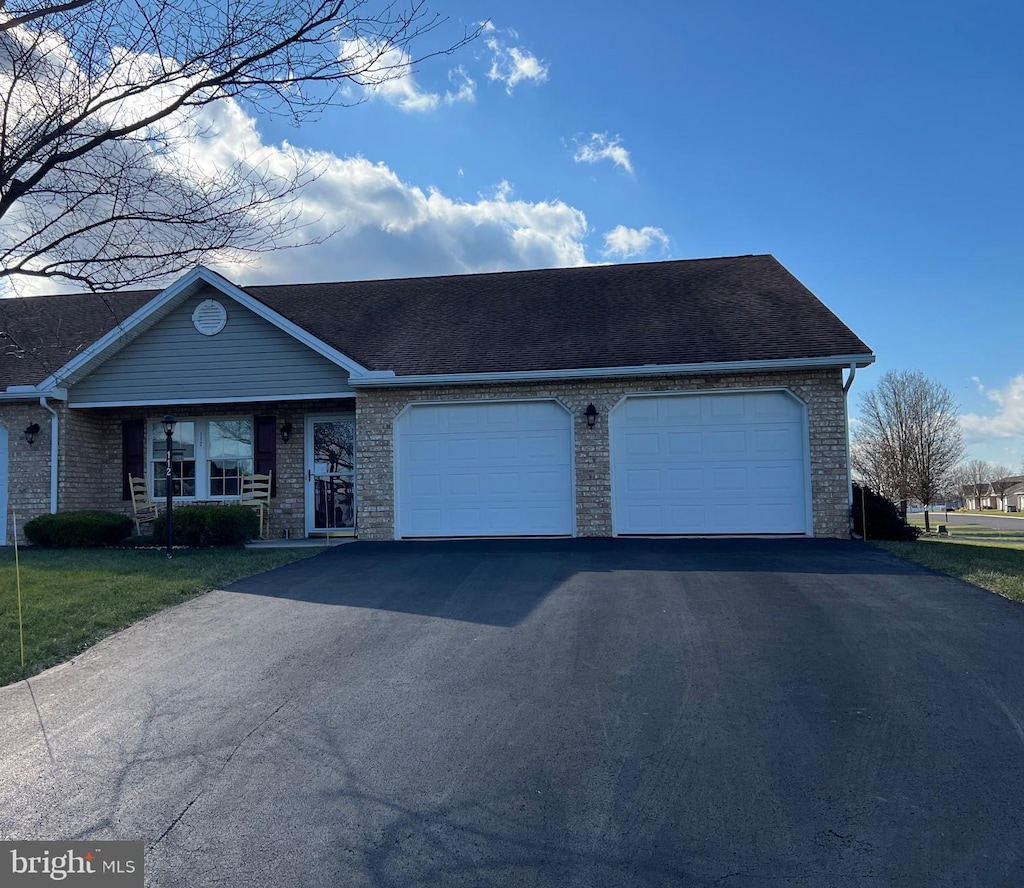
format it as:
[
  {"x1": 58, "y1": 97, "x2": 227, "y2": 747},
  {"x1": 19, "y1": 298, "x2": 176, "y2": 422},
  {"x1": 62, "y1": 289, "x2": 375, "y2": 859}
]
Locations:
[
  {"x1": 1002, "y1": 482, "x2": 1024, "y2": 512},
  {"x1": 0, "y1": 255, "x2": 874, "y2": 544},
  {"x1": 963, "y1": 478, "x2": 1024, "y2": 512},
  {"x1": 961, "y1": 484, "x2": 986, "y2": 511}
]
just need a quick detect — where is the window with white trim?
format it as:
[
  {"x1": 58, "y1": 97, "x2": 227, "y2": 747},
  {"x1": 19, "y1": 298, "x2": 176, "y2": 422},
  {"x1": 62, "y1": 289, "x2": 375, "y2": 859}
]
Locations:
[{"x1": 151, "y1": 418, "x2": 254, "y2": 499}]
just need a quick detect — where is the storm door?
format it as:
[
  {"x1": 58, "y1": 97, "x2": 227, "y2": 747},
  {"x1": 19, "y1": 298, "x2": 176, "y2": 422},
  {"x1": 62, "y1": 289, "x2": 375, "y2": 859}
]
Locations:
[{"x1": 304, "y1": 415, "x2": 356, "y2": 535}]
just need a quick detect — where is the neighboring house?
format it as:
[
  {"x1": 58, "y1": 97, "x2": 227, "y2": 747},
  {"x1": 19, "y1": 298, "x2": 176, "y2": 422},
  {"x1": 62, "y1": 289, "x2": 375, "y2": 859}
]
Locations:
[
  {"x1": 961, "y1": 484, "x2": 988, "y2": 511},
  {"x1": 962, "y1": 477, "x2": 1024, "y2": 511},
  {"x1": 0, "y1": 255, "x2": 874, "y2": 545},
  {"x1": 1002, "y1": 482, "x2": 1024, "y2": 512}
]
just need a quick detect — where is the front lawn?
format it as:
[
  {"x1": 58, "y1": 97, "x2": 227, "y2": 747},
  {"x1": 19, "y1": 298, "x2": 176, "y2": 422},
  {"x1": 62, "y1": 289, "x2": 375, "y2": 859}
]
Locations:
[
  {"x1": 0, "y1": 547, "x2": 321, "y2": 687},
  {"x1": 874, "y1": 538, "x2": 1024, "y2": 603}
]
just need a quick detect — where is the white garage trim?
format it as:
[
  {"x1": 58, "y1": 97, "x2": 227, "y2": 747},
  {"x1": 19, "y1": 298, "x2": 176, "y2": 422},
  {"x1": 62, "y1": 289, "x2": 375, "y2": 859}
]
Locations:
[
  {"x1": 393, "y1": 399, "x2": 577, "y2": 536},
  {"x1": 610, "y1": 389, "x2": 811, "y2": 536}
]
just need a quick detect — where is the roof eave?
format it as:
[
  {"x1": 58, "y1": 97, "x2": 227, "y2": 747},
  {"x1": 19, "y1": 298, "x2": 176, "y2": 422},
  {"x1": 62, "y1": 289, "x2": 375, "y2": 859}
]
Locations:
[
  {"x1": 0, "y1": 385, "x2": 67, "y2": 402},
  {"x1": 349, "y1": 353, "x2": 877, "y2": 388}
]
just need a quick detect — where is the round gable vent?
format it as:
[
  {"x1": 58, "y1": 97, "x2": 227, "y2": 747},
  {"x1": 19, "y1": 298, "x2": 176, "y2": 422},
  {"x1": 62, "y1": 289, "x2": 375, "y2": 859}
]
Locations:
[{"x1": 192, "y1": 299, "x2": 227, "y2": 336}]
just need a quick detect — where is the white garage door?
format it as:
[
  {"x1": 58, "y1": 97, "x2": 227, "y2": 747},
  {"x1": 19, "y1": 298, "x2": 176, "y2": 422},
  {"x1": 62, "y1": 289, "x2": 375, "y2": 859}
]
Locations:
[
  {"x1": 396, "y1": 401, "x2": 574, "y2": 538},
  {"x1": 611, "y1": 391, "x2": 809, "y2": 535}
]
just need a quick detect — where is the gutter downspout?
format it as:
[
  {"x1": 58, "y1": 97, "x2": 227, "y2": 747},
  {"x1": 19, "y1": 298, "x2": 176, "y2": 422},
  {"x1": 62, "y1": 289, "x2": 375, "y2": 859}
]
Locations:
[
  {"x1": 842, "y1": 363, "x2": 857, "y2": 536},
  {"x1": 39, "y1": 396, "x2": 59, "y2": 513}
]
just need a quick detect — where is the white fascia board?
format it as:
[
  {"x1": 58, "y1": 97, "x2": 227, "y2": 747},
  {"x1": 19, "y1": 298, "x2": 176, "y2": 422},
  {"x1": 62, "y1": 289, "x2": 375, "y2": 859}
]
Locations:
[
  {"x1": 38, "y1": 266, "x2": 371, "y2": 390},
  {"x1": 0, "y1": 387, "x2": 67, "y2": 402},
  {"x1": 348, "y1": 353, "x2": 877, "y2": 388},
  {"x1": 68, "y1": 390, "x2": 357, "y2": 409}
]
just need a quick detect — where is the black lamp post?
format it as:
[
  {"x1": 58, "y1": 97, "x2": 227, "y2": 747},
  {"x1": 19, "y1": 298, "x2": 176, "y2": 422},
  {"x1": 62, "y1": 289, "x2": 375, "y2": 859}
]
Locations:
[{"x1": 162, "y1": 414, "x2": 176, "y2": 557}]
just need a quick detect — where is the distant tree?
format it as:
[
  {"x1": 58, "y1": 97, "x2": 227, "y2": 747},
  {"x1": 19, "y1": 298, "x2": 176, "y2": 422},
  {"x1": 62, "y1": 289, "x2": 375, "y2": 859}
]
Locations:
[
  {"x1": 0, "y1": 0, "x2": 474, "y2": 293},
  {"x1": 958, "y1": 459, "x2": 1017, "y2": 509},
  {"x1": 961, "y1": 459, "x2": 994, "y2": 493},
  {"x1": 942, "y1": 462, "x2": 969, "y2": 507},
  {"x1": 852, "y1": 369, "x2": 964, "y2": 532}
]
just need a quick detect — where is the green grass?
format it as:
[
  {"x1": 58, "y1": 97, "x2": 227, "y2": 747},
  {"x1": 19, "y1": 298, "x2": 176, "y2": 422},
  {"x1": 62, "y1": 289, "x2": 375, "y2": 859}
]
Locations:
[
  {"x1": 0, "y1": 547, "x2": 322, "y2": 687},
  {"x1": 875, "y1": 537, "x2": 1024, "y2": 603},
  {"x1": 904, "y1": 515, "x2": 1024, "y2": 548}
]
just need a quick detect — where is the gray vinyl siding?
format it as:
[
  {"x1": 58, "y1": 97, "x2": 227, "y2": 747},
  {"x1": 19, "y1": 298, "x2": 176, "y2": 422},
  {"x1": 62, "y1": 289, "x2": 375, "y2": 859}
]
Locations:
[{"x1": 68, "y1": 291, "x2": 352, "y2": 404}]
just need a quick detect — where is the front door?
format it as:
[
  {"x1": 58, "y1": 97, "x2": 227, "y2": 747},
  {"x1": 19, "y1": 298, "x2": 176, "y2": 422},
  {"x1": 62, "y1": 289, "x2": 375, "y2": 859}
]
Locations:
[{"x1": 305, "y1": 415, "x2": 356, "y2": 536}]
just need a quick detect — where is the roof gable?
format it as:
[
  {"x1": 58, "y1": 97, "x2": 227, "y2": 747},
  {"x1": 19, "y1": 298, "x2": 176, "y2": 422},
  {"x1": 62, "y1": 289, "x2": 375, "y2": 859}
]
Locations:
[
  {"x1": 35, "y1": 267, "x2": 369, "y2": 391},
  {"x1": 66, "y1": 288, "x2": 356, "y2": 406}
]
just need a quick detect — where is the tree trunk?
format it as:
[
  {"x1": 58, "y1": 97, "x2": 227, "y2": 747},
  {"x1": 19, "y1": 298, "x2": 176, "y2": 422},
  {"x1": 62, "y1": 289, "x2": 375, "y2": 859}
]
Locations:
[{"x1": 924, "y1": 509, "x2": 930, "y2": 533}]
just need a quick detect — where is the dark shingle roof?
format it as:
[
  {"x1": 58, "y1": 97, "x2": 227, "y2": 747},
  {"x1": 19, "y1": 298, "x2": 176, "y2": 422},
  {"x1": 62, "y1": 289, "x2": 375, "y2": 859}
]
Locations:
[
  {"x1": 0, "y1": 288, "x2": 156, "y2": 388},
  {"x1": 1, "y1": 255, "x2": 872, "y2": 387}
]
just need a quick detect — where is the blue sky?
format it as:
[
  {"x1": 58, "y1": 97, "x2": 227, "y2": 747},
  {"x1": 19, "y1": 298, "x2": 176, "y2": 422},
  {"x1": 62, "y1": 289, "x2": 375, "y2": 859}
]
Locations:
[{"x1": 25, "y1": 0, "x2": 1024, "y2": 465}]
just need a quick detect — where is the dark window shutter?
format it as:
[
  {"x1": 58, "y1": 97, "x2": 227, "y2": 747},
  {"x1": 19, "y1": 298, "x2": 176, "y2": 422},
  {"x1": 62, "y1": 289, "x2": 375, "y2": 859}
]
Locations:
[
  {"x1": 122, "y1": 419, "x2": 145, "y2": 500},
  {"x1": 254, "y1": 416, "x2": 277, "y2": 497}
]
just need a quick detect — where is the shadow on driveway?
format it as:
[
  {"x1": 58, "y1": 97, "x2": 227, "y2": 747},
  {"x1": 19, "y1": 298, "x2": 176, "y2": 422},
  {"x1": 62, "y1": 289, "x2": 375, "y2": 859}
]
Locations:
[{"x1": 226, "y1": 537, "x2": 924, "y2": 628}]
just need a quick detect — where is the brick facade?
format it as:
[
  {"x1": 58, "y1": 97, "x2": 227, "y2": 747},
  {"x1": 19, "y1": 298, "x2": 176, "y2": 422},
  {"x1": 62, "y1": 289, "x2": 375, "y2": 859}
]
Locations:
[
  {"x1": 1, "y1": 404, "x2": 54, "y2": 545},
  {"x1": 354, "y1": 368, "x2": 851, "y2": 540},
  {"x1": 2, "y1": 398, "x2": 354, "y2": 542},
  {"x1": 2, "y1": 369, "x2": 851, "y2": 544}
]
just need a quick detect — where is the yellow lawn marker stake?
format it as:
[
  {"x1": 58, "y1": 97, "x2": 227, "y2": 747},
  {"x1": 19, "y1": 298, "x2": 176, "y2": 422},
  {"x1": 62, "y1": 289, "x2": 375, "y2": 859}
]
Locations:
[{"x1": 13, "y1": 510, "x2": 25, "y2": 669}]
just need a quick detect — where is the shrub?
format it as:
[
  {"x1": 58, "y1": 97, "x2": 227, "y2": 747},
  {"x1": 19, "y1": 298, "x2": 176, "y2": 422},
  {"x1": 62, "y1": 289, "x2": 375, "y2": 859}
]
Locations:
[
  {"x1": 852, "y1": 484, "x2": 920, "y2": 541},
  {"x1": 152, "y1": 505, "x2": 260, "y2": 547},
  {"x1": 23, "y1": 510, "x2": 134, "y2": 548}
]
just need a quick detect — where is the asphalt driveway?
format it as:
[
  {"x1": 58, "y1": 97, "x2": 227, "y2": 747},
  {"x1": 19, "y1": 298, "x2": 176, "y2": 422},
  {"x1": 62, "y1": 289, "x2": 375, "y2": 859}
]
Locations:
[{"x1": 2, "y1": 539, "x2": 1024, "y2": 887}]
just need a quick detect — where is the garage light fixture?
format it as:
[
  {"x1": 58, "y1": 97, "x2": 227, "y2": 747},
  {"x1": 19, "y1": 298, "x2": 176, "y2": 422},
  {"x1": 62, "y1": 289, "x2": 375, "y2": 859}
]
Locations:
[
  {"x1": 584, "y1": 403, "x2": 598, "y2": 428},
  {"x1": 280, "y1": 421, "x2": 293, "y2": 443},
  {"x1": 23, "y1": 422, "x2": 40, "y2": 445}
]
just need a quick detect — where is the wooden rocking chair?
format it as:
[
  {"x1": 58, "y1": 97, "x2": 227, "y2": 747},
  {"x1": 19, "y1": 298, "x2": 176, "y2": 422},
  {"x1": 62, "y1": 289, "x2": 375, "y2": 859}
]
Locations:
[
  {"x1": 128, "y1": 473, "x2": 160, "y2": 535},
  {"x1": 240, "y1": 471, "x2": 272, "y2": 539}
]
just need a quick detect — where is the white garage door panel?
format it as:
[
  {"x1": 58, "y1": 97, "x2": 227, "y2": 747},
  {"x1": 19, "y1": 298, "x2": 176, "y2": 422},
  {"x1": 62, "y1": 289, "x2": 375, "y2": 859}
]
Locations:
[
  {"x1": 612, "y1": 392, "x2": 809, "y2": 535},
  {"x1": 397, "y1": 401, "x2": 573, "y2": 537}
]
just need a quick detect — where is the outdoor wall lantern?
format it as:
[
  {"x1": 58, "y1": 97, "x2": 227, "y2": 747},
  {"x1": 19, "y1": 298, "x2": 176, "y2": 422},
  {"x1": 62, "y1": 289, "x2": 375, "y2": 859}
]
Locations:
[
  {"x1": 280, "y1": 421, "x2": 293, "y2": 443},
  {"x1": 23, "y1": 422, "x2": 40, "y2": 445},
  {"x1": 584, "y1": 403, "x2": 598, "y2": 428},
  {"x1": 162, "y1": 414, "x2": 176, "y2": 558}
]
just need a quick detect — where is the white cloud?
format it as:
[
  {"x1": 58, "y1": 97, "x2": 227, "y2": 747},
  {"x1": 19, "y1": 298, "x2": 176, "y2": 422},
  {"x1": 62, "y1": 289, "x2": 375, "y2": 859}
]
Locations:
[
  {"x1": 445, "y1": 65, "x2": 476, "y2": 105},
  {"x1": 339, "y1": 38, "x2": 474, "y2": 112},
  {"x1": 481, "y1": 22, "x2": 548, "y2": 93},
  {"x1": 0, "y1": 79, "x2": 594, "y2": 295},
  {"x1": 0, "y1": 33, "x2": 622, "y2": 295},
  {"x1": 185, "y1": 110, "x2": 592, "y2": 282},
  {"x1": 961, "y1": 375, "x2": 1024, "y2": 441},
  {"x1": 573, "y1": 133, "x2": 633, "y2": 174},
  {"x1": 601, "y1": 225, "x2": 670, "y2": 259}
]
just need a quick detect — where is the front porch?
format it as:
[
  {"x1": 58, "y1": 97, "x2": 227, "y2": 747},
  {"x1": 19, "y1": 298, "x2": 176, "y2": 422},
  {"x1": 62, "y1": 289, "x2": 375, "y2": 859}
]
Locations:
[{"x1": 63, "y1": 399, "x2": 358, "y2": 541}]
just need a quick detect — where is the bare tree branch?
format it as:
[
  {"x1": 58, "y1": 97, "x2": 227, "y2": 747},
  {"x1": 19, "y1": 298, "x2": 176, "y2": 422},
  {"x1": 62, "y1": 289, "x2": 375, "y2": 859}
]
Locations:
[
  {"x1": 851, "y1": 369, "x2": 965, "y2": 530},
  {"x1": 0, "y1": 0, "x2": 477, "y2": 292}
]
